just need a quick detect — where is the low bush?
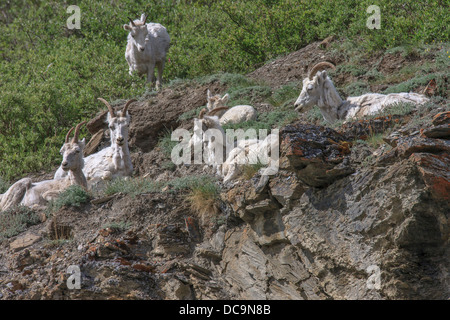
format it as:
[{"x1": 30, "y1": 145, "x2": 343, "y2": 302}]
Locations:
[{"x1": 0, "y1": 206, "x2": 40, "y2": 239}]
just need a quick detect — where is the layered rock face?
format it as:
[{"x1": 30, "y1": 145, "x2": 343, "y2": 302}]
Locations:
[
  {"x1": 201, "y1": 117, "x2": 449, "y2": 300},
  {"x1": 1, "y1": 99, "x2": 448, "y2": 300}
]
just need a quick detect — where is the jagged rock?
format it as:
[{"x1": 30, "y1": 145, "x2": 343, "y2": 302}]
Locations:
[
  {"x1": 268, "y1": 171, "x2": 306, "y2": 206},
  {"x1": 152, "y1": 224, "x2": 190, "y2": 256},
  {"x1": 421, "y1": 124, "x2": 450, "y2": 139},
  {"x1": 9, "y1": 234, "x2": 41, "y2": 252},
  {"x1": 224, "y1": 179, "x2": 285, "y2": 245},
  {"x1": 409, "y1": 152, "x2": 450, "y2": 202},
  {"x1": 162, "y1": 278, "x2": 193, "y2": 300},
  {"x1": 432, "y1": 111, "x2": 450, "y2": 126},
  {"x1": 391, "y1": 135, "x2": 449, "y2": 159},
  {"x1": 83, "y1": 129, "x2": 105, "y2": 156},
  {"x1": 280, "y1": 122, "x2": 354, "y2": 187}
]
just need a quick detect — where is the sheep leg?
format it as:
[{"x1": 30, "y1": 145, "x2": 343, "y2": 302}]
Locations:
[
  {"x1": 42, "y1": 190, "x2": 62, "y2": 202},
  {"x1": 0, "y1": 178, "x2": 32, "y2": 211},
  {"x1": 146, "y1": 64, "x2": 156, "y2": 88},
  {"x1": 156, "y1": 61, "x2": 165, "y2": 91}
]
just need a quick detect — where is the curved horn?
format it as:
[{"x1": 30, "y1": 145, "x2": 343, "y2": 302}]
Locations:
[
  {"x1": 98, "y1": 97, "x2": 115, "y2": 118},
  {"x1": 208, "y1": 106, "x2": 229, "y2": 116},
  {"x1": 308, "y1": 61, "x2": 336, "y2": 80},
  {"x1": 65, "y1": 126, "x2": 75, "y2": 143},
  {"x1": 72, "y1": 121, "x2": 87, "y2": 143},
  {"x1": 122, "y1": 99, "x2": 137, "y2": 116},
  {"x1": 128, "y1": 17, "x2": 136, "y2": 27},
  {"x1": 198, "y1": 108, "x2": 207, "y2": 119}
]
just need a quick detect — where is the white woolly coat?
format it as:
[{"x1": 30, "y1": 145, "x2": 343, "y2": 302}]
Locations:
[{"x1": 125, "y1": 23, "x2": 170, "y2": 76}]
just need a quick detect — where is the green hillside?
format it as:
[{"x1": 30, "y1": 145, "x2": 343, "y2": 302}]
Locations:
[{"x1": 0, "y1": 0, "x2": 449, "y2": 181}]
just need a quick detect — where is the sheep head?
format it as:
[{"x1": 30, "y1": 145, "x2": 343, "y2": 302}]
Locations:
[
  {"x1": 98, "y1": 98, "x2": 135, "y2": 147},
  {"x1": 123, "y1": 14, "x2": 148, "y2": 52},
  {"x1": 206, "y1": 89, "x2": 229, "y2": 112},
  {"x1": 294, "y1": 62, "x2": 344, "y2": 123},
  {"x1": 197, "y1": 107, "x2": 222, "y2": 130},
  {"x1": 60, "y1": 121, "x2": 86, "y2": 172},
  {"x1": 294, "y1": 62, "x2": 339, "y2": 110}
]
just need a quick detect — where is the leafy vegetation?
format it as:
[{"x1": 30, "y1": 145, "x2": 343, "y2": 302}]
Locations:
[
  {"x1": 104, "y1": 174, "x2": 219, "y2": 198},
  {"x1": 46, "y1": 185, "x2": 91, "y2": 215},
  {"x1": 0, "y1": 0, "x2": 448, "y2": 180},
  {"x1": 104, "y1": 177, "x2": 162, "y2": 197},
  {"x1": 186, "y1": 177, "x2": 221, "y2": 225},
  {"x1": 0, "y1": 206, "x2": 40, "y2": 239}
]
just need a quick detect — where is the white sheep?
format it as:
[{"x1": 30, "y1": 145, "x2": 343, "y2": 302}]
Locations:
[
  {"x1": 294, "y1": 62, "x2": 429, "y2": 123},
  {"x1": 188, "y1": 108, "x2": 228, "y2": 176},
  {"x1": 123, "y1": 14, "x2": 170, "y2": 90},
  {"x1": 54, "y1": 98, "x2": 135, "y2": 185},
  {"x1": 221, "y1": 133, "x2": 279, "y2": 184},
  {"x1": 187, "y1": 108, "x2": 278, "y2": 183},
  {"x1": 206, "y1": 90, "x2": 257, "y2": 125},
  {"x1": 0, "y1": 122, "x2": 88, "y2": 212}
]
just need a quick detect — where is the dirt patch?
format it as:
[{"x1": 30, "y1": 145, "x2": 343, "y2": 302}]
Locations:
[{"x1": 247, "y1": 41, "x2": 342, "y2": 88}]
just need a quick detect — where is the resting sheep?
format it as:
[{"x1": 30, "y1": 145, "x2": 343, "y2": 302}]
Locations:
[
  {"x1": 0, "y1": 122, "x2": 88, "y2": 212},
  {"x1": 221, "y1": 132, "x2": 279, "y2": 184},
  {"x1": 294, "y1": 62, "x2": 429, "y2": 123},
  {"x1": 188, "y1": 108, "x2": 228, "y2": 176},
  {"x1": 187, "y1": 109, "x2": 278, "y2": 184},
  {"x1": 206, "y1": 90, "x2": 257, "y2": 125},
  {"x1": 123, "y1": 14, "x2": 170, "y2": 90},
  {"x1": 54, "y1": 98, "x2": 135, "y2": 185}
]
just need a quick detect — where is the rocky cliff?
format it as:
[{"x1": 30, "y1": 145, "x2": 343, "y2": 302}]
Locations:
[{"x1": 0, "y1": 41, "x2": 448, "y2": 300}]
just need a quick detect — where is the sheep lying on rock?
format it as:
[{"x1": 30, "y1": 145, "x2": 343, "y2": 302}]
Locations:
[
  {"x1": 187, "y1": 108, "x2": 278, "y2": 184},
  {"x1": 55, "y1": 98, "x2": 135, "y2": 186},
  {"x1": 0, "y1": 122, "x2": 88, "y2": 212},
  {"x1": 294, "y1": 62, "x2": 429, "y2": 123},
  {"x1": 206, "y1": 90, "x2": 257, "y2": 125}
]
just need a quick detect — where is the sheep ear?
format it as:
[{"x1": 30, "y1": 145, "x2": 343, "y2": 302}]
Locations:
[
  {"x1": 221, "y1": 93, "x2": 230, "y2": 104},
  {"x1": 141, "y1": 13, "x2": 147, "y2": 23},
  {"x1": 207, "y1": 89, "x2": 211, "y2": 100},
  {"x1": 123, "y1": 24, "x2": 132, "y2": 31},
  {"x1": 317, "y1": 71, "x2": 327, "y2": 85},
  {"x1": 79, "y1": 138, "x2": 86, "y2": 149}
]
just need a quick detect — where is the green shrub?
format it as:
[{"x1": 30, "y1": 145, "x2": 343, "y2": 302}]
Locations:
[
  {"x1": 306, "y1": 106, "x2": 325, "y2": 123},
  {"x1": 46, "y1": 185, "x2": 91, "y2": 214},
  {"x1": 166, "y1": 175, "x2": 218, "y2": 192},
  {"x1": 101, "y1": 221, "x2": 131, "y2": 232},
  {"x1": 0, "y1": 176, "x2": 10, "y2": 194},
  {"x1": 344, "y1": 81, "x2": 370, "y2": 96},
  {"x1": 0, "y1": 206, "x2": 40, "y2": 239},
  {"x1": 104, "y1": 177, "x2": 162, "y2": 197},
  {"x1": 268, "y1": 83, "x2": 300, "y2": 108},
  {"x1": 384, "y1": 72, "x2": 449, "y2": 98}
]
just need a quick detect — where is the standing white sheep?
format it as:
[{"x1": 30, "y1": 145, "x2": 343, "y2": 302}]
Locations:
[{"x1": 123, "y1": 14, "x2": 170, "y2": 90}]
